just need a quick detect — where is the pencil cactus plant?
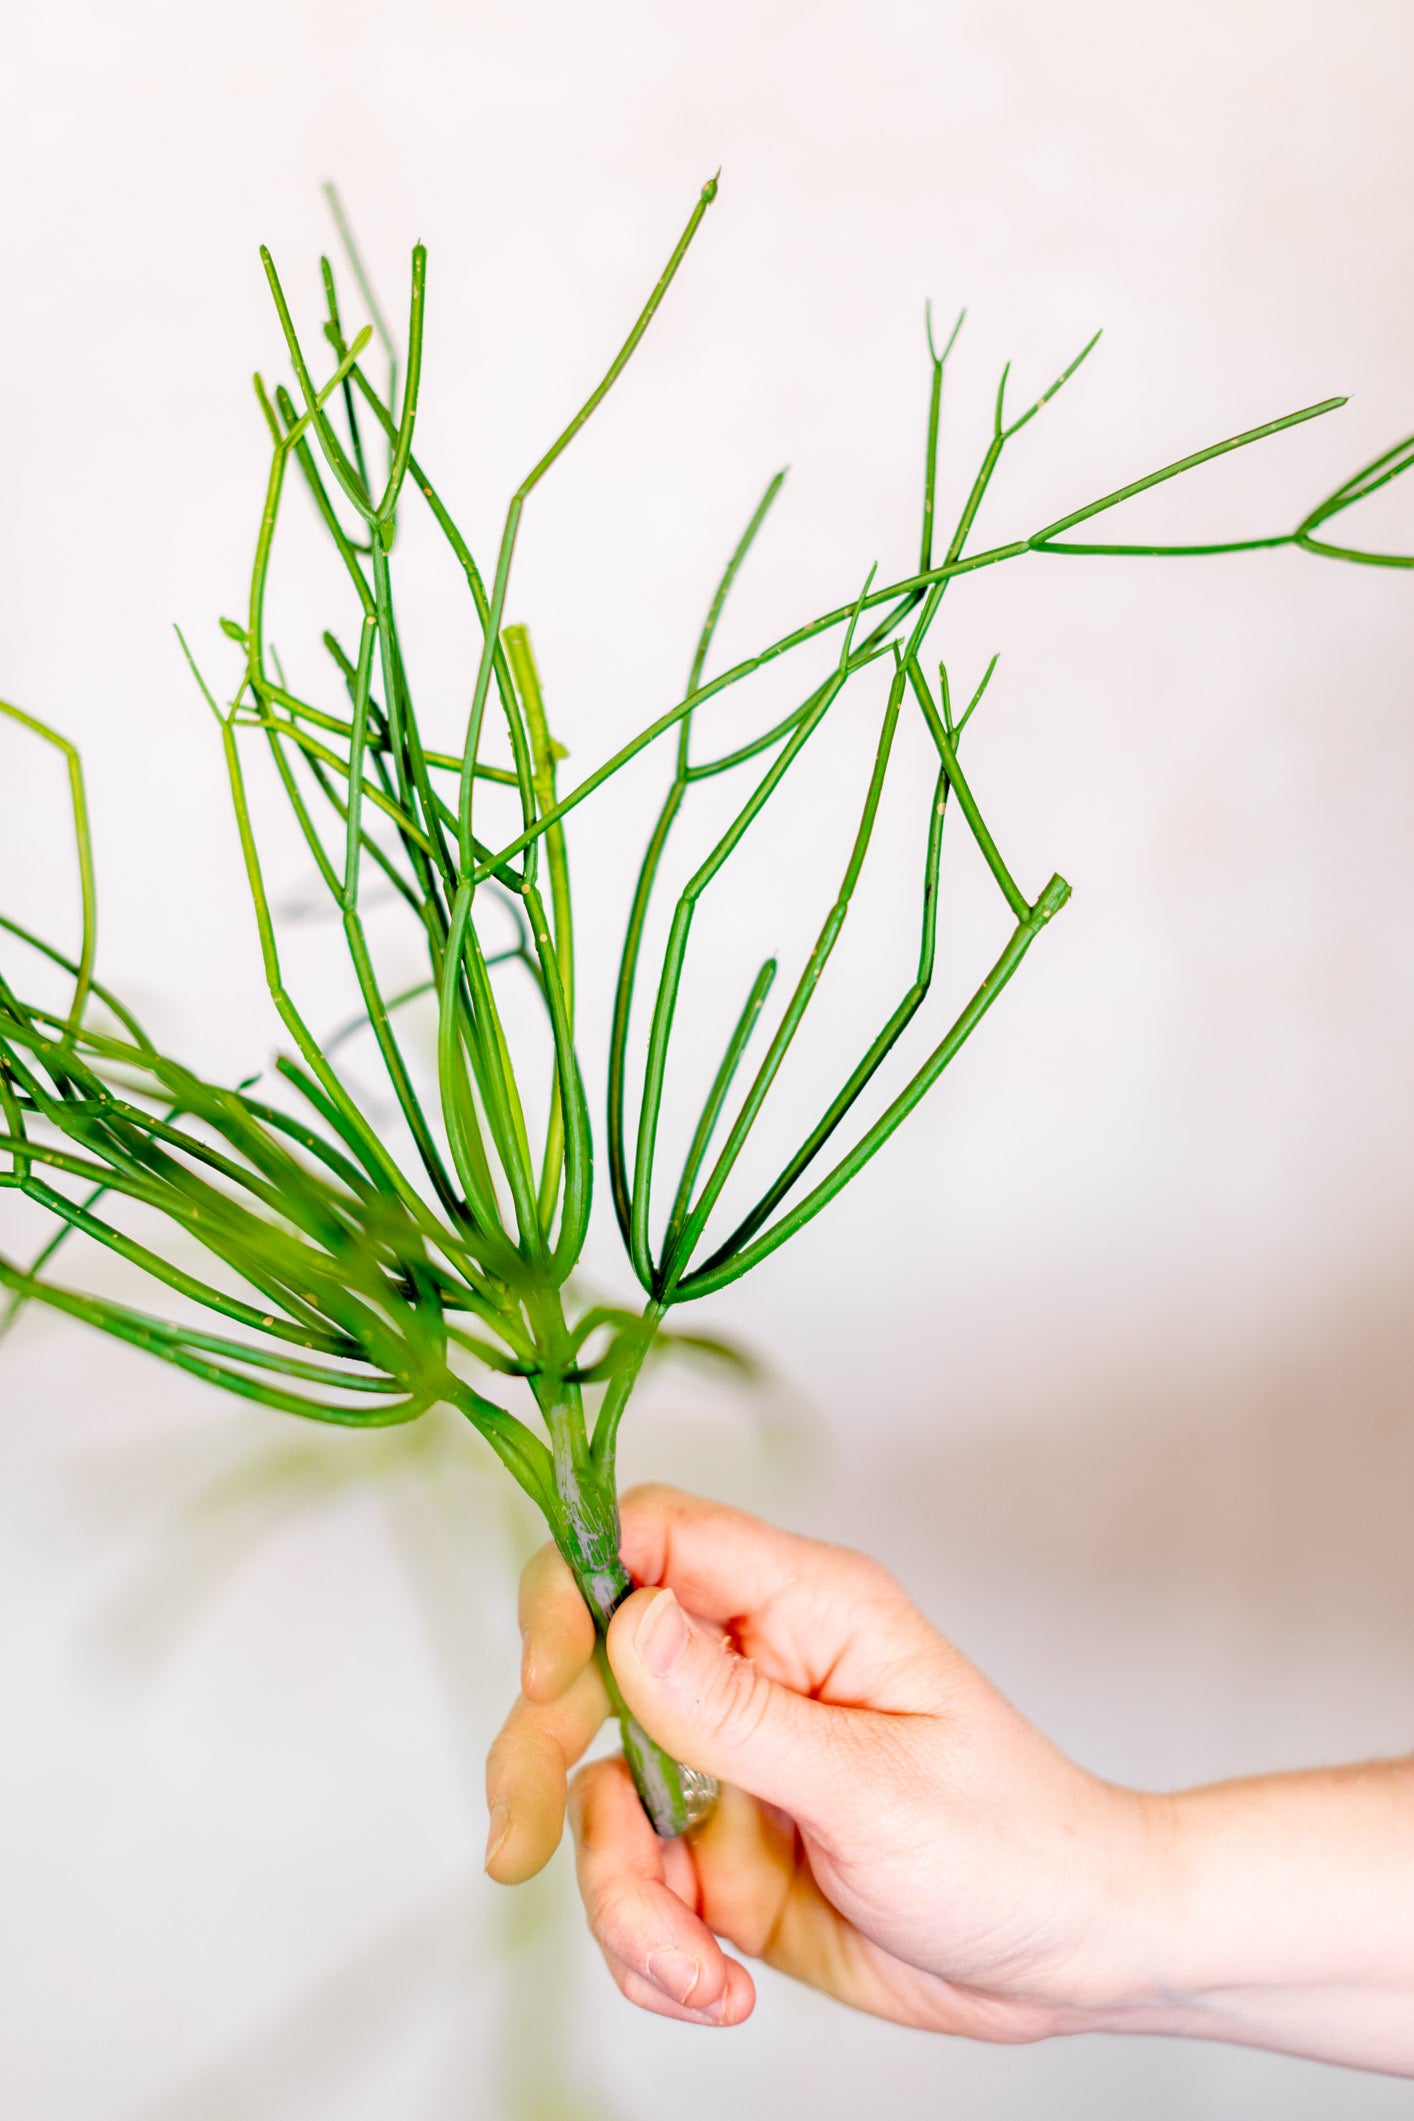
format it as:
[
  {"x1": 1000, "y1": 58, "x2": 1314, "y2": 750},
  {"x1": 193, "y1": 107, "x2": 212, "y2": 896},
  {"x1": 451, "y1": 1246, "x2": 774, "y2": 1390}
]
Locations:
[{"x1": 3, "y1": 176, "x2": 1411, "y2": 1835}]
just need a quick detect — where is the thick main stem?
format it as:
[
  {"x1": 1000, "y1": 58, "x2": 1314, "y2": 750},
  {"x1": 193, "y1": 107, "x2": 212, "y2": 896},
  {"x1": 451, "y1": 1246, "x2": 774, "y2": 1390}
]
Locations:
[
  {"x1": 533, "y1": 1299, "x2": 716, "y2": 1837},
  {"x1": 562, "y1": 1515, "x2": 718, "y2": 1840}
]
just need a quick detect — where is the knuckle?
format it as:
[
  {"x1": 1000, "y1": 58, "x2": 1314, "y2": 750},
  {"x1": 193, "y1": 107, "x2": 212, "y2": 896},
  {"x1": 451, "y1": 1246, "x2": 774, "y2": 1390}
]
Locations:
[
  {"x1": 486, "y1": 1698, "x2": 529, "y2": 1766},
  {"x1": 521, "y1": 1714, "x2": 569, "y2": 1777},
  {"x1": 619, "y1": 1479, "x2": 685, "y2": 1516},
  {"x1": 517, "y1": 1539, "x2": 564, "y2": 1620},
  {"x1": 830, "y1": 1540, "x2": 895, "y2": 1595},
  {"x1": 586, "y1": 1873, "x2": 638, "y2": 1945},
  {"x1": 488, "y1": 1700, "x2": 565, "y2": 1790},
  {"x1": 709, "y1": 1646, "x2": 775, "y2": 1750},
  {"x1": 567, "y1": 1754, "x2": 619, "y2": 1842}
]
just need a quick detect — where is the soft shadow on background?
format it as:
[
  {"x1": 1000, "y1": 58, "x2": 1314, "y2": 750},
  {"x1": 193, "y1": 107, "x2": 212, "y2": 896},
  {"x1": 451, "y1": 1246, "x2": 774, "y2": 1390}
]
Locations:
[{"x1": 3, "y1": 2, "x2": 1414, "y2": 2116}]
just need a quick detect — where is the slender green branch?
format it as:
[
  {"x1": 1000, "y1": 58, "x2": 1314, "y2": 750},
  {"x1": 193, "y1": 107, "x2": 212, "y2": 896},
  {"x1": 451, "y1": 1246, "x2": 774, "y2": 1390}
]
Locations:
[
  {"x1": 0, "y1": 701, "x2": 95, "y2": 1040},
  {"x1": 456, "y1": 178, "x2": 721, "y2": 874},
  {"x1": 676, "y1": 876, "x2": 1073, "y2": 1300}
]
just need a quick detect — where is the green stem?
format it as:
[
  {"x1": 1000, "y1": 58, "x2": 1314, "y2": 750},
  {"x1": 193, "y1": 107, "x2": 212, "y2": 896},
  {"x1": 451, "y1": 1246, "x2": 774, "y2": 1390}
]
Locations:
[{"x1": 527, "y1": 1293, "x2": 714, "y2": 1837}]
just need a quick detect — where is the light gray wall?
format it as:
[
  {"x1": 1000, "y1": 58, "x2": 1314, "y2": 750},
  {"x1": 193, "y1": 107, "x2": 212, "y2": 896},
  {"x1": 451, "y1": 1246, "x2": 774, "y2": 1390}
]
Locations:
[{"x1": 3, "y1": 3, "x2": 1413, "y2": 2114}]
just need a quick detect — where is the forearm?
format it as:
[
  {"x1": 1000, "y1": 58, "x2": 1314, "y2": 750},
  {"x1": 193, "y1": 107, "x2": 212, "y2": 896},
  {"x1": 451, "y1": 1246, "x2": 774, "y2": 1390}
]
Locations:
[{"x1": 1102, "y1": 1759, "x2": 1414, "y2": 2074}]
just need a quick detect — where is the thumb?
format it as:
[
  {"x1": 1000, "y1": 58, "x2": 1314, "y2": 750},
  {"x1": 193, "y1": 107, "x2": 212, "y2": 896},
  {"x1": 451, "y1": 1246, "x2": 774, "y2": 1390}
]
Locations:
[{"x1": 607, "y1": 1586, "x2": 843, "y2": 1824}]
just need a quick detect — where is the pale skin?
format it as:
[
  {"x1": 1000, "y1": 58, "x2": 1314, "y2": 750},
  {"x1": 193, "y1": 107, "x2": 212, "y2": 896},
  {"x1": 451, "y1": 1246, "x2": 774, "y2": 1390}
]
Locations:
[{"x1": 485, "y1": 1485, "x2": 1414, "y2": 2072}]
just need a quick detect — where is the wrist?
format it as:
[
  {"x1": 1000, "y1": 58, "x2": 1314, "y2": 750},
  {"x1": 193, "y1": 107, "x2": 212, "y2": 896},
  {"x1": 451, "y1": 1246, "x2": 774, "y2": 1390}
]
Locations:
[
  {"x1": 1068, "y1": 1782, "x2": 1268, "y2": 2039},
  {"x1": 1071, "y1": 1785, "x2": 1194, "y2": 2036},
  {"x1": 1033, "y1": 1781, "x2": 1186, "y2": 2037}
]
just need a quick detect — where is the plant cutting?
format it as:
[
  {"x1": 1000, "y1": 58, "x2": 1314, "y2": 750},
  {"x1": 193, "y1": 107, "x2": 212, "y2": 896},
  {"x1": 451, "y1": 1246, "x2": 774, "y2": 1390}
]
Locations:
[{"x1": 3, "y1": 175, "x2": 1411, "y2": 1839}]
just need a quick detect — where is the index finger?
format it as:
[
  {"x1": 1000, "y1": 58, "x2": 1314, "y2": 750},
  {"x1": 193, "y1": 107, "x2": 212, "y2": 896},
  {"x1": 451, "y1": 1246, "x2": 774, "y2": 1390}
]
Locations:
[{"x1": 615, "y1": 1485, "x2": 941, "y2": 1705}]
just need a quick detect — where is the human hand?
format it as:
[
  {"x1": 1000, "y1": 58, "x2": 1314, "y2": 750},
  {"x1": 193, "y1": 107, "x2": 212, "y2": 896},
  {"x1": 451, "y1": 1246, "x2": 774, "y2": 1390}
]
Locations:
[{"x1": 484, "y1": 1484, "x2": 1156, "y2": 2034}]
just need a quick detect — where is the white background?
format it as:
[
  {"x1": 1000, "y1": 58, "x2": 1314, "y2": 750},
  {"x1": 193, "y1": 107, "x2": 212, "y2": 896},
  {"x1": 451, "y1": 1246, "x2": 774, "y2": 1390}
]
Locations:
[{"x1": 3, "y1": 2, "x2": 1414, "y2": 2114}]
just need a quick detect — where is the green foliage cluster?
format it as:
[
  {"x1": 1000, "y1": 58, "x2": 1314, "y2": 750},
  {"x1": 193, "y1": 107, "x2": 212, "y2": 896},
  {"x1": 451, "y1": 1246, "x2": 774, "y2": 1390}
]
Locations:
[{"x1": 3, "y1": 177, "x2": 1410, "y2": 1829}]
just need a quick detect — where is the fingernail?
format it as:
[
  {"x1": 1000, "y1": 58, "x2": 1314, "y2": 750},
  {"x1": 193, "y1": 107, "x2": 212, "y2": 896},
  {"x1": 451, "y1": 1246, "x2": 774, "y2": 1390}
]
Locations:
[
  {"x1": 483, "y1": 1801, "x2": 511, "y2": 1873},
  {"x1": 646, "y1": 1948, "x2": 702, "y2": 2005},
  {"x1": 635, "y1": 1588, "x2": 689, "y2": 1677}
]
